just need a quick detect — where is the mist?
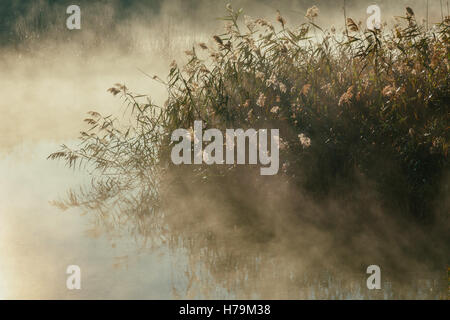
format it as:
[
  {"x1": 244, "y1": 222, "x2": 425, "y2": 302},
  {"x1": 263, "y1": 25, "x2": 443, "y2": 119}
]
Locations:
[{"x1": 0, "y1": 0, "x2": 448, "y2": 299}]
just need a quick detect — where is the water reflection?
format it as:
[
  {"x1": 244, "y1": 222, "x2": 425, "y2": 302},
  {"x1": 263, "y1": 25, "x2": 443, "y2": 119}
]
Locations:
[
  {"x1": 0, "y1": 142, "x2": 443, "y2": 299},
  {"x1": 47, "y1": 158, "x2": 447, "y2": 299},
  {"x1": 0, "y1": 142, "x2": 189, "y2": 299}
]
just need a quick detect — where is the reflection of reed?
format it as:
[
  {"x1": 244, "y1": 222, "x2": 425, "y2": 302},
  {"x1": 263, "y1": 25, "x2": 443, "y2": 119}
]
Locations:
[{"x1": 48, "y1": 163, "x2": 447, "y2": 299}]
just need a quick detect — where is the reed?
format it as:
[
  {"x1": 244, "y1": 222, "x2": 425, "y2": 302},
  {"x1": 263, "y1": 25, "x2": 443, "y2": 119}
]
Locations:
[{"x1": 50, "y1": 5, "x2": 449, "y2": 228}]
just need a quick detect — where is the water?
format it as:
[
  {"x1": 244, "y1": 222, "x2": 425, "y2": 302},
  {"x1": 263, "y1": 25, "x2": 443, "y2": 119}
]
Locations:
[{"x1": 0, "y1": 141, "x2": 176, "y2": 298}]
